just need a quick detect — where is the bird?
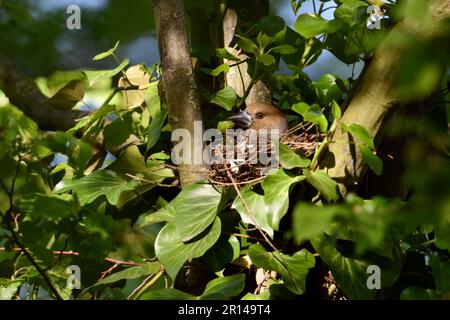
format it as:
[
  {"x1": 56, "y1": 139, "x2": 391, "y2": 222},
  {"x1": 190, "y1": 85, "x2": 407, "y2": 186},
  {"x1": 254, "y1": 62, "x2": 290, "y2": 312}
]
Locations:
[{"x1": 228, "y1": 103, "x2": 288, "y2": 135}]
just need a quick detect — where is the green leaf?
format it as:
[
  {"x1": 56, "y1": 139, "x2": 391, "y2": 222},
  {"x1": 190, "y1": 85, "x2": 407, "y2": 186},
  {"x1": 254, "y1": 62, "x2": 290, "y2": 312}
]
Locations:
[
  {"x1": 293, "y1": 203, "x2": 342, "y2": 243},
  {"x1": 334, "y1": 0, "x2": 367, "y2": 26},
  {"x1": 200, "y1": 64, "x2": 230, "y2": 77},
  {"x1": 359, "y1": 145, "x2": 383, "y2": 175},
  {"x1": 232, "y1": 188, "x2": 274, "y2": 238},
  {"x1": 400, "y1": 287, "x2": 439, "y2": 300},
  {"x1": 430, "y1": 254, "x2": 450, "y2": 293},
  {"x1": 294, "y1": 13, "x2": 342, "y2": 38},
  {"x1": 0, "y1": 281, "x2": 21, "y2": 300},
  {"x1": 19, "y1": 194, "x2": 75, "y2": 220},
  {"x1": 331, "y1": 100, "x2": 342, "y2": 121},
  {"x1": 139, "y1": 203, "x2": 176, "y2": 226},
  {"x1": 103, "y1": 112, "x2": 134, "y2": 150},
  {"x1": 279, "y1": 143, "x2": 311, "y2": 169},
  {"x1": 46, "y1": 79, "x2": 85, "y2": 110},
  {"x1": 343, "y1": 123, "x2": 375, "y2": 149},
  {"x1": 305, "y1": 171, "x2": 340, "y2": 202},
  {"x1": 237, "y1": 37, "x2": 257, "y2": 54},
  {"x1": 258, "y1": 53, "x2": 276, "y2": 66},
  {"x1": 174, "y1": 183, "x2": 222, "y2": 242},
  {"x1": 93, "y1": 41, "x2": 120, "y2": 60},
  {"x1": 257, "y1": 32, "x2": 276, "y2": 50},
  {"x1": 155, "y1": 218, "x2": 221, "y2": 280},
  {"x1": 216, "y1": 48, "x2": 240, "y2": 62},
  {"x1": 292, "y1": 103, "x2": 328, "y2": 132},
  {"x1": 201, "y1": 274, "x2": 246, "y2": 298},
  {"x1": 211, "y1": 87, "x2": 237, "y2": 111},
  {"x1": 147, "y1": 108, "x2": 168, "y2": 150},
  {"x1": 249, "y1": 244, "x2": 315, "y2": 295},
  {"x1": 303, "y1": 105, "x2": 328, "y2": 132},
  {"x1": 312, "y1": 233, "x2": 402, "y2": 300},
  {"x1": 95, "y1": 262, "x2": 160, "y2": 286},
  {"x1": 315, "y1": 74, "x2": 344, "y2": 104},
  {"x1": 83, "y1": 59, "x2": 129, "y2": 86},
  {"x1": 258, "y1": 15, "x2": 286, "y2": 36},
  {"x1": 232, "y1": 170, "x2": 305, "y2": 237},
  {"x1": 270, "y1": 45, "x2": 297, "y2": 55},
  {"x1": 217, "y1": 120, "x2": 235, "y2": 131},
  {"x1": 202, "y1": 235, "x2": 240, "y2": 272},
  {"x1": 291, "y1": 102, "x2": 310, "y2": 115},
  {"x1": 140, "y1": 288, "x2": 195, "y2": 300},
  {"x1": 60, "y1": 170, "x2": 139, "y2": 206}
]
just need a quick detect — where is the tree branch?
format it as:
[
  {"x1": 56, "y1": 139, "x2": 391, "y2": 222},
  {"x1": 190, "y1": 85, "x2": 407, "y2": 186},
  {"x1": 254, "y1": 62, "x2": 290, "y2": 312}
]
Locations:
[
  {"x1": 320, "y1": 0, "x2": 450, "y2": 195},
  {"x1": 0, "y1": 52, "x2": 88, "y2": 131}
]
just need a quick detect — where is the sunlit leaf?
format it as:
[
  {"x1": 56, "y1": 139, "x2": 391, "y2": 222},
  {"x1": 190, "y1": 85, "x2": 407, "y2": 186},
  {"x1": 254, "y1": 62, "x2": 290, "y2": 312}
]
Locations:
[
  {"x1": 174, "y1": 183, "x2": 222, "y2": 242},
  {"x1": 249, "y1": 244, "x2": 315, "y2": 295},
  {"x1": 155, "y1": 218, "x2": 221, "y2": 280}
]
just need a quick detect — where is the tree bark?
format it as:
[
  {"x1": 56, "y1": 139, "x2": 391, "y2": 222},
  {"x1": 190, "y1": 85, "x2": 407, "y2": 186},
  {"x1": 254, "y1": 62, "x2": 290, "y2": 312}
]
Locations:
[
  {"x1": 0, "y1": 52, "x2": 88, "y2": 131},
  {"x1": 223, "y1": 8, "x2": 271, "y2": 105},
  {"x1": 320, "y1": 0, "x2": 450, "y2": 196},
  {"x1": 153, "y1": 0, "x2": 208, "y2": 188}
]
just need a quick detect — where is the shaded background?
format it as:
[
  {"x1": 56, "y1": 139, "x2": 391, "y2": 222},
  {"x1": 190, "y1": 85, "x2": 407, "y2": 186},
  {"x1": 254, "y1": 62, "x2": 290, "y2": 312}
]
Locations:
[{"x1": 0, "y1": 0, "x2": 362, "y2": 80}]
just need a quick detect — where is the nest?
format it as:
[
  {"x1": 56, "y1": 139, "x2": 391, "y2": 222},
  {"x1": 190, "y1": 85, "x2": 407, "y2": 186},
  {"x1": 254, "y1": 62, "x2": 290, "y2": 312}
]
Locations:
[{"x1": 207, "y1": 122, "x2": 325, "y2": 186}]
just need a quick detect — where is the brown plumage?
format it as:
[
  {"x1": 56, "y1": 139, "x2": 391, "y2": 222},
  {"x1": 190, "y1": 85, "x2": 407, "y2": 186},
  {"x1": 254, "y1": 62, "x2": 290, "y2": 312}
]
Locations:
[{"x1": 228, "y1": 103, "x2": 288, "y2": 134}]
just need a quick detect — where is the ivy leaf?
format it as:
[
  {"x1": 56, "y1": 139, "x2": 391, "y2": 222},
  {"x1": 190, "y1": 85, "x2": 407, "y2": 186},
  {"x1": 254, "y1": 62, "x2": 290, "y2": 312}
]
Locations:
[
  {"x1": 201, "y1": 274, "x2": 246, "y2": 299},
  {"x1": 331, "y1": 100, "x2": 342, "y2": 121},
  {"x1": 292, "y1": 103, "x2": 328, "y2": 132},
  {"x1": 140, "y1": 288, "x2": 195, "y2": 300},
  {"x1": 334, "y1": 0, "x2": 368, "y2": 26},
  {"x1": 147, "y1": 108, "x2": 168, "y2": 150},
  {"x1": 202, "y1": 235, "x2": 240, "y2": 272},
  {"x1": 237, "y1": 37, "x2": 258, "y2": 54},
  {"x1": 257, "y1": 32, "x2": 276, "y2": 50},
  {"x1": 359, "y1": 144, "x2": 383, "y2": 175},
  {"x1": 232, "y1": 170, "x2": 305, "y2": 237},
  {"x1": 305, "y1": 170, "x2": 340, "y2": 202},
  {"x1": 83, "y1": 59, "x2": 129, "y2": 86},
  {"x1": 216, "y1": 48, "x2": 240, "y2": 62},
  {"x1": 258, "y1": 53, "x2": 276, "y2": 66},
  {"x1": 139, "y1": 202, "x2": 176, "y2": 226},
  {"x1": 249, "y1": 244, "x2": 315, "y2": 295},
  {"x1": 270, "y1": 45, "x2": 297, "y2": 55},
  {"x1": 155, "y1": 218, "x2": 221, "y2": 280},
  {"x1": 232, "y1": 188, "x2": 274, "y2": 238},
  {"x1": 278, "y1": 142, "x2": 311, "y2": 169},
  {"x1": 46, "y1": 79, "x2": 85, "y2": 110},
  {"x1": 342, "y1": 123, "x2": 375, "y2": 149},
  {"x1": 93, "y1": 262, "x2": 160, "y2": 286},
  {"x1": 294, "y1": 13, "x2": 342, "y2": 38},
  {"x1": 59, "y1": 170, "x2": 139, "y2": 206},
  {"x1": 312, "y1": 233, "x2": 402, "y2": 300},
  {"x1": 211, "y1": 87, "x2": 237, "y2": 111},
  {"x1": 200, "y1": 64, "x2": 230, "y2": 77},
  {"x1": 293, "y1": 203, "x2": 342, "y2": 243},
  {"x1": 174, "y1": 183, "x2": 222, "y2": 242}
]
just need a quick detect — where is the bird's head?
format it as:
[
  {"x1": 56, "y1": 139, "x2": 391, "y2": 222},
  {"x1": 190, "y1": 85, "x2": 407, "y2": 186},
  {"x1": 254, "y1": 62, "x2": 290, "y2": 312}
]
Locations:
[{"x1": 228, "y1": 103, "x2": 288, "y2": 134}]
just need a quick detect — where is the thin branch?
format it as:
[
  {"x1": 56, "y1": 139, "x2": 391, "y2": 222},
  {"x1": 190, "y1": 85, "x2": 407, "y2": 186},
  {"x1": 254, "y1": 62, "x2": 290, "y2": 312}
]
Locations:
[{"x1": 225, "y1": 169, "x2": 278, "y2": 251}]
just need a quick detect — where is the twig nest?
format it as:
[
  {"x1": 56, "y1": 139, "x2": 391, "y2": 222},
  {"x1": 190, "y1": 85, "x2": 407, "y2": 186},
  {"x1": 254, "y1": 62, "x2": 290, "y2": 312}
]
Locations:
[{"x1": 207, "y1": 122, "x2": 325, "y2": 185}]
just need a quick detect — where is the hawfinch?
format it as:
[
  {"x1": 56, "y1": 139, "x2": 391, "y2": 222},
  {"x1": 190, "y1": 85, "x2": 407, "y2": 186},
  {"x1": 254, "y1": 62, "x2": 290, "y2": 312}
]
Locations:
[{"x1": 228, "y1": 103, "x2": 288, "y2": 135}]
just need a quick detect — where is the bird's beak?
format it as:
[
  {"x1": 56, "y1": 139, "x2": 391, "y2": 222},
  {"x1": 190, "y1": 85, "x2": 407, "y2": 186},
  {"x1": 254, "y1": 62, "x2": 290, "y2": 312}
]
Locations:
[{"x1": 228, "y1": 111, "x2": 252, "y2": 129}]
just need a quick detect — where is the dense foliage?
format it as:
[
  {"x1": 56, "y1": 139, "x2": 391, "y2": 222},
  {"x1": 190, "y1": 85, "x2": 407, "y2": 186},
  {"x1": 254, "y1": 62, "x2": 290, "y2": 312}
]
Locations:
[{"x1": 0, "y1": 0, "x2": 449, "y2": 300}]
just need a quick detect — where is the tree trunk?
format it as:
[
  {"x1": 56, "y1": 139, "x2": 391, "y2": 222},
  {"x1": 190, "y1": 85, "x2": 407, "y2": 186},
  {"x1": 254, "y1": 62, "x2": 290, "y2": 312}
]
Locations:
[
  {"x1": 320, "y1": 0, "x2": 450, "y2": 196},
  {"x1": 153, "y1": 0, "x2": 208, "y2": 188}
]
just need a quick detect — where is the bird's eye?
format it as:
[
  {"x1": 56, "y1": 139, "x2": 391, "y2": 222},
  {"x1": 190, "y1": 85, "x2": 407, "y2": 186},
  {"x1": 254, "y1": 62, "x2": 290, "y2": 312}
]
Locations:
[{"x1": 255, "y1": 112, "x2": 265, "y2": 119}]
